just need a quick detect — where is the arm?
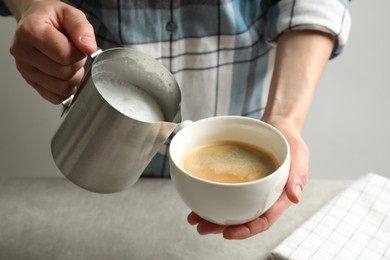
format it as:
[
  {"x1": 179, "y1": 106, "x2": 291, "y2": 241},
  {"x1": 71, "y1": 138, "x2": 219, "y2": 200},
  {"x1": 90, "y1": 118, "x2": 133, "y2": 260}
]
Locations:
[
  {"x1": 263, "y1": 29, "x2": 335, "y2": 132},
  {"x1": 3, "y1": 0, "x2": 40, "y2": 21},
  {"x1": 188, "y1": 29, "x2": 335, "y2": 239},
  {"x1": 3, "y1": 0, "x2": 97, "y2": 103},
  {"x1": 263, "y1": 29, "x2": 336, "y2": 202}
]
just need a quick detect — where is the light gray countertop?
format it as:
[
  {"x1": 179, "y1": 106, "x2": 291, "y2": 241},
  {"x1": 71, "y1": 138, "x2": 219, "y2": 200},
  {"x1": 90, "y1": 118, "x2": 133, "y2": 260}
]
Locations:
[{"x1": 0, "y1": 177, "x2": 351, "y2": 260}]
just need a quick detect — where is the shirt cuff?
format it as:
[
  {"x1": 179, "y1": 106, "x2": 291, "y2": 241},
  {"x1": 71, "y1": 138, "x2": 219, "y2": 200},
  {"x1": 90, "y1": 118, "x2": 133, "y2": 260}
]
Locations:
[{"x1": 265, "y1": 0, "x2": 352, "y2": 59}]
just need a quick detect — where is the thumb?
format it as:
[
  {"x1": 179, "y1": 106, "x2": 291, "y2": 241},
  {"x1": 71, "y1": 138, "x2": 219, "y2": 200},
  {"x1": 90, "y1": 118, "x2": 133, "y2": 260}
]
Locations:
[
  {"x1": 285, "y1": 140, "x2": 310, "y2": 204},
  {"x1": 61, "y1": 7, "x2": 97, "y2": 54}
]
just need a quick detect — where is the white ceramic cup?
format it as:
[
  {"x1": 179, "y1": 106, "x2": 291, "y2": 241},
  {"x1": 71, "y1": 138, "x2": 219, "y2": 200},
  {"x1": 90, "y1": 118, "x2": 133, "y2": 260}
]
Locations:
[{"x1": 169, "y1": 116, "x2": 290, "y2": 225}]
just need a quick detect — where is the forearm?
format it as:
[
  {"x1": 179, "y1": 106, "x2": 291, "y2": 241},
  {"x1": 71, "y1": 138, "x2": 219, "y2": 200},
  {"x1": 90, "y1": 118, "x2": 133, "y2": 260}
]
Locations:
[
  {"x1": 262, "y1": 30, "x2": 335, "y2": 132},
  {"x1": 3, "y1": 0, "x2": 54, "y2": 21}
]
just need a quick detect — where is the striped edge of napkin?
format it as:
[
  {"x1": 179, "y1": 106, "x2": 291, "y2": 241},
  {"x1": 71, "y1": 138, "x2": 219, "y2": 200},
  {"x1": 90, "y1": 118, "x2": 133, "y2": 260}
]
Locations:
[{"x1": 270, "y1": 172, "x2": 390, "y2": 260}]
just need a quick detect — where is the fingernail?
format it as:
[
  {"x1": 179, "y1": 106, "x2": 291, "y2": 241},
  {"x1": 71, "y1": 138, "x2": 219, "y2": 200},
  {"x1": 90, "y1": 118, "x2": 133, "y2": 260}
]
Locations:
[{"x1": 295, "y1": 185, "x2": 302, "y2": 202}]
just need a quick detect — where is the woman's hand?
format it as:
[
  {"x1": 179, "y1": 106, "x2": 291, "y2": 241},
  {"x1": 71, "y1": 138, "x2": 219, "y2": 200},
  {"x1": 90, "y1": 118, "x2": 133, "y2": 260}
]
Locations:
[{"x1": 4, "y1": 0, "x2": 97, "y2": 103}]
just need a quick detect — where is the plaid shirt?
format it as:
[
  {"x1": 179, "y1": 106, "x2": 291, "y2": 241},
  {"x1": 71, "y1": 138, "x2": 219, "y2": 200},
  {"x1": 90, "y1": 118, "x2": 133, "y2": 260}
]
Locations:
[{"x1": 1, "y1": 0, "x2": 351, "y2": 177}]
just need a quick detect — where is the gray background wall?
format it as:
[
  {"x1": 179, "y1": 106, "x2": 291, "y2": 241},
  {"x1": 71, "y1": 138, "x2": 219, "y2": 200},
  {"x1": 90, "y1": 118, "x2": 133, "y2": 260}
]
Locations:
[{"x1": 1, "y1": 1, "x2": 389, "y2": 179}]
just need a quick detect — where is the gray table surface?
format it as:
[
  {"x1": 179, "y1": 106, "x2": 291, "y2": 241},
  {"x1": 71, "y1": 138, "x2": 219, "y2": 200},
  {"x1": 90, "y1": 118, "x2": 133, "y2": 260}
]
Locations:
[{"x1": 0, "y1": 177, "x2": 352, "y2": 260}]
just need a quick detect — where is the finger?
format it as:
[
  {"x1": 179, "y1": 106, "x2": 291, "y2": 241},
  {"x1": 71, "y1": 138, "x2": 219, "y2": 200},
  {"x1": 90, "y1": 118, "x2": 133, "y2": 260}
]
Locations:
[
  {"x1": 223, "y1": 190, "x2": 292, "y2": 240},
  {"x1": 188, "y1": 212, "x2": 225, "y2": 235},
  {"x1": 196, "y1": 220, "x2": 225, "y2": 235},
  {"x1": 285, "y1": 137, "x2": 310, "y2": 204},
  {"x1": 16, "y1": 60, "x2": 84, "y2": 96},
  {"x1": 187, "y1": 212, "x2": 202, "y2": 225},
  {"x1": 25, "y1": 78, "x2": 76, "y2": 104},
  {"x1": 60, "y1": 6, "x2": 97, "y2": 54},
  {"x1": 13, "y1": 45, "x2": 86, "y2": 81}
]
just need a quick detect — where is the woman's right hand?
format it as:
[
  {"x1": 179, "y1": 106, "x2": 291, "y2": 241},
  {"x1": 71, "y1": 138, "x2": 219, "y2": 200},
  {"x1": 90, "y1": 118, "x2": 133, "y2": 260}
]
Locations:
[{"x1": 6, "y1": 0, "x2": 97, "y2": 103}]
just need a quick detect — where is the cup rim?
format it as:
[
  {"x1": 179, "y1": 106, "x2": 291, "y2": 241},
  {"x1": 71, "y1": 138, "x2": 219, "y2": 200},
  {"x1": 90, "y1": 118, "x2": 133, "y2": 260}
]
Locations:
[{"x1": 169, "y1": 115, "x2": 290, "y2": 187}]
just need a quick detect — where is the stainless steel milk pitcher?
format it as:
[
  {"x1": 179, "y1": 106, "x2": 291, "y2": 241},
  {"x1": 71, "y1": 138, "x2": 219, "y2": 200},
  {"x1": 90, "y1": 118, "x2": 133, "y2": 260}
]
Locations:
[{"x1": 51, "y1": 48, "x2": 182, "y2": 193}]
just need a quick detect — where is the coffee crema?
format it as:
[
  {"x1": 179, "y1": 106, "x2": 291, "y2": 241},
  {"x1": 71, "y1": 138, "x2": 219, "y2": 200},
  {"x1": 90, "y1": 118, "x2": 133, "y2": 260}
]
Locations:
[{"x1": 181, "y1": 140, "x2": 279, "y2": 183}]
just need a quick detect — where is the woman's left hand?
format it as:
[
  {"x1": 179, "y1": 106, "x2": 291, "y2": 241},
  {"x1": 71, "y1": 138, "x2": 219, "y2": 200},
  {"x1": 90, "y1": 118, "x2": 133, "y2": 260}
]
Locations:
[{"x1": 187, "y1": 118, "x2": 310, "y2": 240}]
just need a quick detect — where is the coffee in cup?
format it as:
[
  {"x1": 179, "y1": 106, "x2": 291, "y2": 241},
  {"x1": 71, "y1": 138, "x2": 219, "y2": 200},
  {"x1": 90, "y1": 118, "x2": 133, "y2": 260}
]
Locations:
[{"x1": 181, "y1": 140, "x2": 279, "y2": 183}]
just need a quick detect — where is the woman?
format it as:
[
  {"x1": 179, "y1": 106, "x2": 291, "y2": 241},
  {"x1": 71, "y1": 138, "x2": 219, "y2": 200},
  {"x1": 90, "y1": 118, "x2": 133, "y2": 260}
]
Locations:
[{"x1": 0, "y1": 0, "x2": 351, "y2": 239}]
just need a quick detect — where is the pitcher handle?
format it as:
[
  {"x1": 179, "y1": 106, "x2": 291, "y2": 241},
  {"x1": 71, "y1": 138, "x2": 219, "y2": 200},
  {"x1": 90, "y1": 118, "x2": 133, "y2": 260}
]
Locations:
[{"x1": 60, "y1": 48, "x2": 103, "y2": 117}]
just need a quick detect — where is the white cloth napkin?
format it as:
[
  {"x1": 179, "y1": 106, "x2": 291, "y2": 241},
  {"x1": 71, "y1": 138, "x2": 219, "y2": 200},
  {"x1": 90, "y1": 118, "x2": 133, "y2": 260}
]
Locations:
[{"x1": 271, "y1": 173, "x2": 390, "y2": 260}]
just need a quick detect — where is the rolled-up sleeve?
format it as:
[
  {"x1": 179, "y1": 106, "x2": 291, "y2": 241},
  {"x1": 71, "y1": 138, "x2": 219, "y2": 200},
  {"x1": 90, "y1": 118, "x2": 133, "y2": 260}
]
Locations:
[
  {"x1": 0, "y1": 1, "x2": 11, "y2": 16},
  {"x1": 265, "y1": 0, "x2": 352, "y2": 58}
]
